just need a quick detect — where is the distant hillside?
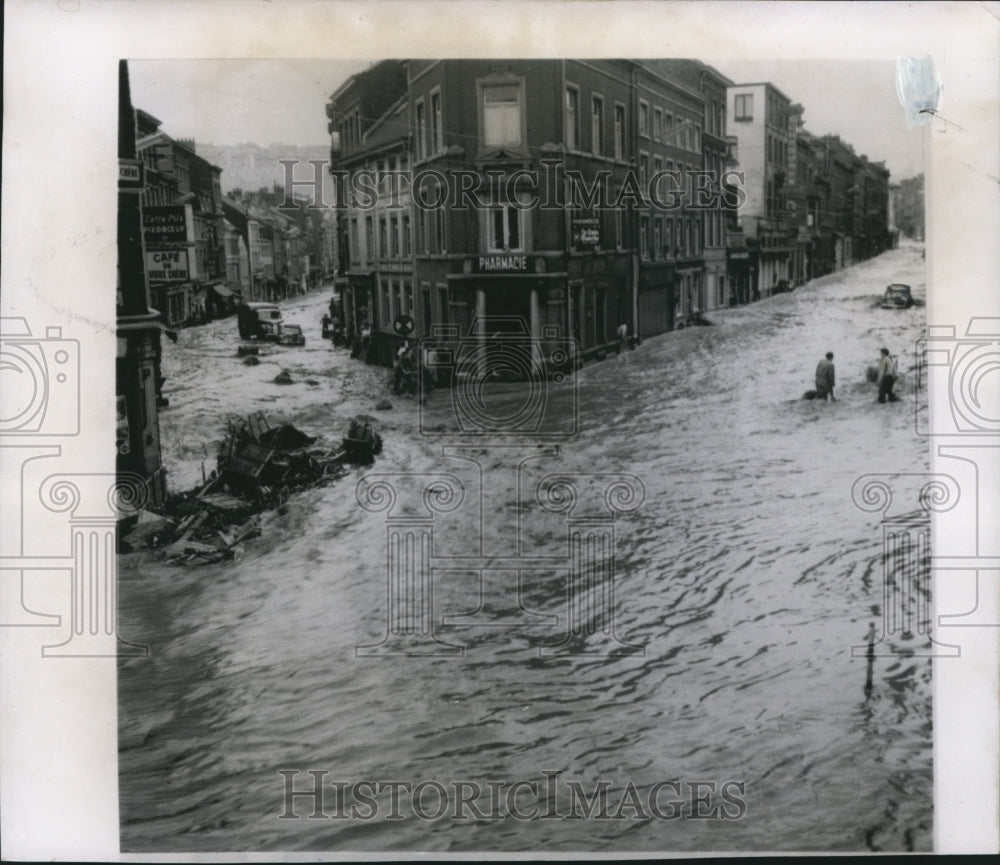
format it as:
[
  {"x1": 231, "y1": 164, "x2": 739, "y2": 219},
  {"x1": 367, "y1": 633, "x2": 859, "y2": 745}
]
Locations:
[{"x1": 198, "y1": 142, "x2": 335, "y2": 205}]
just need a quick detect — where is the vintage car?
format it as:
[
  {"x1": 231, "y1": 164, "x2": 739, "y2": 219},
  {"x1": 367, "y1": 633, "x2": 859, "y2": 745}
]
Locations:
[
  {"x1": 880, "y1": 283, "x2": 915, "y2": 309},
  {"x1": 276, "y1": 323, "x2": 306, "y2": 346},
  {"x1": 237, "y1": 302, "x2": 283, "y2": 340}
]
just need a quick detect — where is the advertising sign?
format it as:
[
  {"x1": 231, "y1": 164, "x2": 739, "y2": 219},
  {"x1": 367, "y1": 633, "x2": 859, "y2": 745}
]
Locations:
[
  {"x1": 143, "y1": 205, "x2": 194, "y2": 248},
  {"x1": 145, "y1": 248, "x2": 190, "y2": 282},
  {"x1": 572, "y1": 217, "x2": 601, "y2": 249}
]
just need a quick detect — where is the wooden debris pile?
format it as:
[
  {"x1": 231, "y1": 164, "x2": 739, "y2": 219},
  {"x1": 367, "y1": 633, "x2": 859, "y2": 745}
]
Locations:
[{"x1": 121, "y1": 412, "x2": 383, "y2": 564}]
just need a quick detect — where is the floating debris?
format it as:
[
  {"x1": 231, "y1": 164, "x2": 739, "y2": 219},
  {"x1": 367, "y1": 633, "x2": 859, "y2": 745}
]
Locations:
[
  {"x1": 273, "y1": 369, "x2": 295, "y2": 385},
  {"x1": 123, "y1": 412, "x2": 382, "y2": 565}
]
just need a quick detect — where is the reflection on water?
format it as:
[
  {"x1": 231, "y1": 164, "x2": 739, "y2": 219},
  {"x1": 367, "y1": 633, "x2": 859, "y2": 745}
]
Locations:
[{"x1": 120, "y1": 247, "x2": 931, "y2": 852}]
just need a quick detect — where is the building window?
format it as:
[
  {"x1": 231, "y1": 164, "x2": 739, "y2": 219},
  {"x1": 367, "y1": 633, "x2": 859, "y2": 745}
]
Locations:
[
  {"x1": 415, "y1": 99, "x2": 426, "y2": 160},
  {"x1": 694, "y1": 125, "x2": 701, "y2": 152},
  {"x1": 437, "y1": 285, "x2": 449, "y2": 325},
  {"x1": 565, "y1": 85, "x2": 579, "y2": 150},
  {"x1": 390, "y1": 215, "x2": 400, "y2": 258},
  {"x1": 735, "y1": 93, "x2": 753, "y2": 122},
  {"x1": 381, "y1": 277, "x2": 391, "y2": 325},
  {"x1": 639, "y1": 100, "x2": 649, "y2": 137},
  {"x1": 653, "y1": 107, "x2": 662, "y2": 142},
  {"x1": 430, "y1": 89, "x2": 442, "y2": 154},
  {"x1": 591, "y1": 95, "x2": 604, "y2": 156},
  {"x1": 614, "y1": 206, "x2": 623, "y2": 249},
  {"x1": 639, "y1": 151, "x2": 648, "y2": 187},
  {"x1": 435, "y1": 205, "x2": 447, "y2": 253},
  {"x1": 614, "y1": 104, "x2": 625, "y2": 159},
  {"x1": 483, "y1": 82, "x2": 522, "y2": 148},
  {"x1": 653, "y1": 217, "x2": 662, "y2": 260},
  {"x1": 403, "y1": 280, "x2": 414, "y2": 318},
  {"x1": 402, "y1": 214, "x2": 411, "y2": 257},
  {"x1": 350, "y1": 219, "x2": 359, "y2": 264},
  {"x1": 640, "y1": 215, "x2": 649, "y2": 259},
  {"x1": 365, "y1": 216, "x2": 374, "y2": 263},
  {"x1": 488, "y1": 204, "x2": 522, "y2": 252},
  {"x1": 379, "y1": 218, "x2": 388, "y2": 260}
]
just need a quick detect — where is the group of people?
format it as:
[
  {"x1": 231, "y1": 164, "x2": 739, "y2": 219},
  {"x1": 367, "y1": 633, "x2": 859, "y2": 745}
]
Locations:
[{"x1": 812, "y1": 347, "x2": 898, "y2": 403}]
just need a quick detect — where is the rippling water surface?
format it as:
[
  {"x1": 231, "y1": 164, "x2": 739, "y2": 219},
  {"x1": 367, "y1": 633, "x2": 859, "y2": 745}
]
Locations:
[{"x1": 120, "y1": 246, "x2": 931, "y2": 852}]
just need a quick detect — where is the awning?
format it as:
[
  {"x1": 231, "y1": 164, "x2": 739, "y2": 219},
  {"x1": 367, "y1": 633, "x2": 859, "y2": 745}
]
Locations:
[{"x1": 211, "y1": 284, "x2": 235, "y2": 297}]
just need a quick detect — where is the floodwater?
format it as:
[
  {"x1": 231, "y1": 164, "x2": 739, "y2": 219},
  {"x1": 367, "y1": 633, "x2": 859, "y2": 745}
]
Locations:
[{"x1": 119, "y1": 244, "x2": 931, "y2": 852}]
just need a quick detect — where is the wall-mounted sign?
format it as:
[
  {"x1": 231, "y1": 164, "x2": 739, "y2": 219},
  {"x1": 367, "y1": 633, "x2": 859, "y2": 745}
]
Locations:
[
  {"x1": 471, "y1": 254, "x2": 540, "y2": 274},
  {"x1": 145, "y1": 249, "x2": 190, "y2": 282},
  {"x1": 143, "y1": 205, "x2": 194, "y2": 248},
  {"x1": 571, "y1": 217, "x2": 601, "y2": 249},
  {"x1": 118, "y1": 159, "x2": 145, "y2": 191}
]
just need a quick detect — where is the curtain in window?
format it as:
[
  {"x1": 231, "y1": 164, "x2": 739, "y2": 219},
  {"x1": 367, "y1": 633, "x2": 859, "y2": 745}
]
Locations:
[{"x1": 484, "y1": 84, "x2": 521, "y2": 147}]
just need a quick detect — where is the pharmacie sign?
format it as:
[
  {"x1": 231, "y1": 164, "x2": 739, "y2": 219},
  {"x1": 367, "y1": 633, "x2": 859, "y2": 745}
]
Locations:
[
  {"x1": 145, "y1": 248, "x2": 190, "y2": 282},
  {"x1": 471, "y1": 254, "x2": 540, "y2": 274},
  {"x1": 143, "y1": 205, "x2": 194, "y2": 248}
]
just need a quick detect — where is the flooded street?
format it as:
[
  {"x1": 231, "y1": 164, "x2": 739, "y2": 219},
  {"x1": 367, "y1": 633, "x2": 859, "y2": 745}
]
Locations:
[{"x1": 119, "y1": 244, "x2": 931, "y2": 852}]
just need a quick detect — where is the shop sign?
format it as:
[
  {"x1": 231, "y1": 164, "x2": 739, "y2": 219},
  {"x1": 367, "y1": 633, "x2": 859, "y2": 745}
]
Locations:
[
  {"x1": 572, "y1": 217, "x2": 601, "y2": 248},
  {"x1": 471, "y1": 254, "x2": 540, "y2": 274},
  {"x1": 145, "y1": 249, "x2": 190, "y2": 282},
  {"x1": 118, "y1": 159, "x2": 144, "y2": 191}
]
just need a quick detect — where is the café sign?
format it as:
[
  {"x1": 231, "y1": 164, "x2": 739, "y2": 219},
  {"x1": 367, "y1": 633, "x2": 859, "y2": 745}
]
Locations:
[{"x1": 145, "y1": 249, "x2": 190, "y2": 282}]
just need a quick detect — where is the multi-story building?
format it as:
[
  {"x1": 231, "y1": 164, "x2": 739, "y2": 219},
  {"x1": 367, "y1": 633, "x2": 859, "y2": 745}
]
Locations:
[
  {"x1": 118, "y1": 65, "x2": 167, "y2": 508},
  {"x1": 649, "y1": 60, "x2": 734, "y2": 315},
  {"x1": 328, "y1": 59, "x2": 746, "y2": 365},
  {"x1": 893, "y1": 174, "x2": 924, "y2": 241},
  {"x1": 136, "y1": 114, "x2": 227, "y2": 324},
  {"x1": 725, "y1": 82, "x2": 798, "y2": 298},
  {"x1": 222, "y1": 217, "x2": 251, "y2": 297}
]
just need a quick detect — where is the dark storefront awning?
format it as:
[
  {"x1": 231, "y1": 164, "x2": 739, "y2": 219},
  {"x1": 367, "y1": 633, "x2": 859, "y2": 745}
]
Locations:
[{"x1": 212, "y1": 284, "x2": 235, "y2": 297}]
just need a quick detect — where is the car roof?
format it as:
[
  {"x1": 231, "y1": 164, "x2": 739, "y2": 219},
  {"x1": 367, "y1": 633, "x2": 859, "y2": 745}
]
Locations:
[
  {"x1": 246, "y1": 302, "x2": 280, "y2": 309},
  {"x1": 886, "y1": 284, "x2": 911, "y2": 291}
]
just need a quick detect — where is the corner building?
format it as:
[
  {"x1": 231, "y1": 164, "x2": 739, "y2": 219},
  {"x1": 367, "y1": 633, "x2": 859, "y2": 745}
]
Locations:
[
  {"x1": 329, "y1": 60, "x2": 741, "y2": 368},
  {"x1": 405, "y1": 59, "x2": 636, "y2": 367}
]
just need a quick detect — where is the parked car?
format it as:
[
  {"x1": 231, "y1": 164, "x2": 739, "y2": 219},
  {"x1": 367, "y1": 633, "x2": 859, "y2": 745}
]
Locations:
[
  {"x1": 773, "y1": 279, "x2": 793, "y2": 294},
  {"x1": 880, "y1": 284, "x2": 914, "y2": 309},
  {"x1": 237, "y1": 302, "x2": 283, "y2": 340},
  {"x1": 276, "y1": 323, "x2": 305, "y2": 346}
]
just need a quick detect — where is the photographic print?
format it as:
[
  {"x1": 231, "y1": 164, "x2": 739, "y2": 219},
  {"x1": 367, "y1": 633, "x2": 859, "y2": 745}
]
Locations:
[{"x1": 2, "y1": 1, "x2": 998, "y2": 859}]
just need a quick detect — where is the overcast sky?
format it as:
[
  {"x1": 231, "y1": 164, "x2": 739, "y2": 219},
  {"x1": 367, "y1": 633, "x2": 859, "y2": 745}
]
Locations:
[{"x1": 129, "y1": 58, "x2": 924, "y2": 180}]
